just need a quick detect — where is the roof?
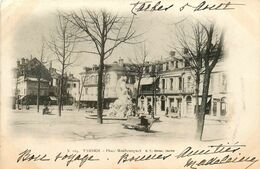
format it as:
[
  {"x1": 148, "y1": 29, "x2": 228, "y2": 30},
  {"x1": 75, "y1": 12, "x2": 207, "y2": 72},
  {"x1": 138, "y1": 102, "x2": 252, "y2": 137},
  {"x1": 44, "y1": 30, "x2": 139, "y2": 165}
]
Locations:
[
  {"x1": 49, "y1": 68, "x2": 60, "y2": 78},
  {"x1": 67, "y1": 75, "x2": 79, "y2": 82},
  {"x1": 17, "y1": 57, "x2": 52, "y2": 81},
  {"x1": 26, "y1": 77, "x2": 49, "y2": 82}
]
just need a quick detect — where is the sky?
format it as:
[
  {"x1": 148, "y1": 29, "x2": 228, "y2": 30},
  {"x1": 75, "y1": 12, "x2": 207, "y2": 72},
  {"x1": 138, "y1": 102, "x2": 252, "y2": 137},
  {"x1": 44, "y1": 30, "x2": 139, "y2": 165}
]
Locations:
[
  {"x1": 9, "y1": 0, "x2": 192, "y2": 78},
  {"x1": 6, "y1": 0, "x2": 259, "y2": 80}
]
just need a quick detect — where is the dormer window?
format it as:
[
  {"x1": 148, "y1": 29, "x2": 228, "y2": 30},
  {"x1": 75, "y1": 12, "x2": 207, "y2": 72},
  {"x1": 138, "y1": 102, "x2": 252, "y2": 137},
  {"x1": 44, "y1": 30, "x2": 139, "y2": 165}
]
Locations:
[
  {"x1": 145, "y1": 66, "x2": 149, "y2": 74},
  {"x1": 152, "y1": 65, "x2": 156, "y2": 72},
  {"x1": 185, "y1": 59, "x2": 190, "y2": 67},
  {"x1": 166, "y1": 62, "x2": 169, "y2": 70}
]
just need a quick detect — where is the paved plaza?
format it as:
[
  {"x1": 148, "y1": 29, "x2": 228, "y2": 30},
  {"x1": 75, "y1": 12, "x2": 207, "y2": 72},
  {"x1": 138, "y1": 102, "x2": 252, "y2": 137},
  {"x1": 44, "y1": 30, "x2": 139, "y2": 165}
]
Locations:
[{"x1": 8, "y1": 106, "x2": 229, "y2": 142}]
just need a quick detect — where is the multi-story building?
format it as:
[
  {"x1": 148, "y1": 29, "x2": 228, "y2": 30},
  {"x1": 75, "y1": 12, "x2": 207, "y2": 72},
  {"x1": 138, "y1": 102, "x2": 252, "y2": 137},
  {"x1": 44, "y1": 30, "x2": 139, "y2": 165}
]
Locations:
[
  {"x1": 14, "y1": 57, "x2": 52, "y2": 105},
  {"x1": 66, "y1": 73, "x2": 80, "y2": 104},
  {"x1": 79, "y1": 59, "x2": 136, "y2": 109},
  {"x1": 49, "y1": 63, "x2": 80, "y2": 105},
  {"x1": 78, "y1": 51, "x2": 228, "y2": 120},
  {"x1": 138, "y1": 51, "x2": 228, "y2": 120},
  {"x1": 13, "y1": 58, "x2": 80, "y2": 106}
]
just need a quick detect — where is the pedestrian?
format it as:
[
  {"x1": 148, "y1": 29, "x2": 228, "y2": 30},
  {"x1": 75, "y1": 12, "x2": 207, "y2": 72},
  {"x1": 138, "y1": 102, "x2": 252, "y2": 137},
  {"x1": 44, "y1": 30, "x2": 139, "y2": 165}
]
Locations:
[
  {"x1": 165, "y1": 107, "x2": 169, "y2": 116},
  {"x1": 148, "y1": 103, "x2": 152, "y2": 115}
]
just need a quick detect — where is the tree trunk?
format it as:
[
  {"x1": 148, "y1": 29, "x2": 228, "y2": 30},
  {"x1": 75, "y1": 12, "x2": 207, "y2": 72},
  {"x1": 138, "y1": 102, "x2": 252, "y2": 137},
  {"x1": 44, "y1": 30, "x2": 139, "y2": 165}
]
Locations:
[
  {"x1": 195, "y1": 73, "x2": 200, "y2": 117},
  {"x1": 97, "y1": 55, "x2": 104, "y2": 124},
  {"x1": 78, "y1": 76, "x2": 86, "y2": 111},
  {"x1": 135, "y1": 75, "x2": 142, "y2": 107},
  {"x1": 37, "y1": 78, "x2": 40, "y2": 112},
  {"x1": 58, "y1": 68, "x2": 64, "y2": 117},
  {"x1": 196, "y1": 70, "x2": 211, "y2": 140}
]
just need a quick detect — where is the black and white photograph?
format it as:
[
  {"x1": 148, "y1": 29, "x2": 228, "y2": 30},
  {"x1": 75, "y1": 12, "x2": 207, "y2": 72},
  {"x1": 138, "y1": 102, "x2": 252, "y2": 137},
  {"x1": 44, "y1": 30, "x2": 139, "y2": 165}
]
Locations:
[{"x1": 1, "y1": 0, "x2": 260, "y2": 169}]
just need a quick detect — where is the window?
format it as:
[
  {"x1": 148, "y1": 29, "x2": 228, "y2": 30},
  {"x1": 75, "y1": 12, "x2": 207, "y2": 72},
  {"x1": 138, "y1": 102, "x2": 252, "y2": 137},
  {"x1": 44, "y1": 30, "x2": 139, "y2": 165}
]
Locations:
[
  {"x1": 160, "y1": 64, "x2": 163, "y2": 71},
  {"x1": 132, "y1": 76, "x2": 135, "y2": 83},
  {"x1": 178, "y1": 77, "x2": 182, "y2": 90},
  {"x1": 85, "y1": 88, "x2": 88, "y2": 95},
  {"x1": 220, "y1": 97, "x2": 227, "y2": 116},
  {"x1": 170, "y1": 78, "x2": 173, "y2": 90},
  {"x1": 179, "y1": 59, "x2": 183, "y2": 68},
  {"x1": 185, "y1": 59, "x2": 190, "y2": 67},
  {"x1": 176, "y1": 61, "x2": 179, "y2": 68},
  {"x1": 147, "y1": 98, "x2": 151, "y2": 105},
  {"x1": 187, "y1": 76, "x2": 191, "y2": 89},
  {"x1": 171, "y1": 61, "x2": 174, "y2": 68},
  {"x1": 186, "y1": 96, "x2": 192, "y2": 114},
  {"x1": 126, "y1": 76, "x2": 131, "y2": 84},
  {"x1": 162, "y1": 79, "x2": 165, "y2": 90},
  {"x1": 186, "y1": 96, "x2": 192, "y2": 102},
  {"x1": 73, "y1": 83, "x2": 76, "y2": 88},
  {"x1": 161, "y1": 96, "x2": 166, "y2": 111},
  {"x1": 165, "y1": 63, "x2": 169, "y2": 70},
  {"x1": 213, "y1": 100, "x2": 217, "y2": 116},
  {"x1": 152, "y1": 65, "x2": 156, "y2": 72},
  {"x1": 140, "y1": 96, "x2": 145, "y2": 110}
]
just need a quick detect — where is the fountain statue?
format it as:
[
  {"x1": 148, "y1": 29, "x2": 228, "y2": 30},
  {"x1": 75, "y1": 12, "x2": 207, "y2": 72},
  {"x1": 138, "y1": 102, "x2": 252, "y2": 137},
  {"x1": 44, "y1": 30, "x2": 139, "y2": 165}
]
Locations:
[{"x1": 108, "y1": 76, "x2": 134, "y2": 118}]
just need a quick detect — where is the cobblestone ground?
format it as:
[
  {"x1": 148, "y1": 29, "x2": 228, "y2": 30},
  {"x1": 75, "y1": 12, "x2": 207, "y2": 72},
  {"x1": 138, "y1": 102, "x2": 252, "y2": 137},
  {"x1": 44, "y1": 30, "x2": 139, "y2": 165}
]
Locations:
[{"x1": 8, "y1": 106, "x2": 229, "y2": 143}]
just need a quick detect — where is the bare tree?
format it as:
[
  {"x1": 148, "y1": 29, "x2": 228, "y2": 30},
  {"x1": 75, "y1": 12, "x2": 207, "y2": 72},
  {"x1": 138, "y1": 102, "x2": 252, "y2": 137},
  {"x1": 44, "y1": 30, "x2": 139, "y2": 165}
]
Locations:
[
  {"x1": 48, "y1": 14, "x2": 76, "y2": 116},
  {"x1": 78, "y1": 74, "x2": 87, "y2": 110},
  {"x1": 128, "y1": 43, "x2": 148, "y2": 108},
  {"x1": 36, "y1": 40, "x2": 48, "y2": 113},
  {"x1": 64, "y1": 10, "x2": 139, "y2": 124},
  {"x1": 173, "y1": 20, "x2": 224, "y2": 140}
]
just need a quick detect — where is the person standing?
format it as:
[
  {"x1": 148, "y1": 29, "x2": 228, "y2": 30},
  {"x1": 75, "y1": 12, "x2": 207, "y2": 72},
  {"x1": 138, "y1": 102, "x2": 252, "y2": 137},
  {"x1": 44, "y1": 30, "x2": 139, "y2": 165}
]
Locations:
[
  {"x1": 148, "y1": 103, "x2": 152, "y2": 115},
  {"x1": 165, "y1": 107, "x2": 169, "y2": 116}
]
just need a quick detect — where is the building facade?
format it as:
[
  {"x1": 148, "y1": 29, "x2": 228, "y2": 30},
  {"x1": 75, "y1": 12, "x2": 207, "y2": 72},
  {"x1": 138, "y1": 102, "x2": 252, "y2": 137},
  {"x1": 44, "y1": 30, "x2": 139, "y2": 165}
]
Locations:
[
  {"x1": 13, "y1": 58, "x2": 80, "y2": 106},
  {"x1": 66, "y1": 74, "x2": 80, "y2": 104},
  {"x1": 14, "y1": 57, "x2": 52, "y2": 105},
  {"x1": 79, "y1": 59, "x2": 136, "y2": 109},
  {"x1": 138, "y1": 52, "x2": 228, "y2": 120},
  {"x1": 49, "y1": 64, "x2": 80, "y2": 105}
]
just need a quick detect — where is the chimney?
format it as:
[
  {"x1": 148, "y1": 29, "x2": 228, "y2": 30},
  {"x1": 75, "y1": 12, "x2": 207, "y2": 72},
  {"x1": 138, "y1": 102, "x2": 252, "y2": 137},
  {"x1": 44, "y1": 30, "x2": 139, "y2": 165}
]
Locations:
[
  {"x1": 17, "y1": 60, "x2": 20, "y2": 66},
  {"x1": 84, "y1": 67, "x2": 89, "y2": 72},
  {"x1": 92, "y1": 64, "x2": 98, "y2": 71},
  {"x1": 118, "y1": 58, "x2": 124, "y2": 66},
  {"x1": 183, "y1": 48, "x2": 189, "y2": 54},
  {"x1": 21, "y1": 58, "x2": 25, "y2": 65},
  {"x1": 170, "y1": 51, "x2": 176, "y2": 57},
  {"x1": 49, "y1": 61, "x2": 52, "y2": 70}
]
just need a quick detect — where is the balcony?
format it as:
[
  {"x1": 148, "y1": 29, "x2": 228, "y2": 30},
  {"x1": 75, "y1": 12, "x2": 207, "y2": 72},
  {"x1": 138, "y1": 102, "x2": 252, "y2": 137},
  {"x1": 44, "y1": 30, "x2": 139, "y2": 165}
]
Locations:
[
  {"x1": 159, "y1": 88, "x2": 194, "y2": 94},
  {"x1": 140, "y1": 90, "x2": 154, "y2": 94}
]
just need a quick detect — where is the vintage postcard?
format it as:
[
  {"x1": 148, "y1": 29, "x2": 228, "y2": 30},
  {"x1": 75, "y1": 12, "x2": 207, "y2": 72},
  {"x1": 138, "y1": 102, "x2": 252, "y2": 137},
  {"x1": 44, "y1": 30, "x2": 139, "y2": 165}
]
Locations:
[{"x1": 1, "y1": 0, "x2": 260, "y2": 169}]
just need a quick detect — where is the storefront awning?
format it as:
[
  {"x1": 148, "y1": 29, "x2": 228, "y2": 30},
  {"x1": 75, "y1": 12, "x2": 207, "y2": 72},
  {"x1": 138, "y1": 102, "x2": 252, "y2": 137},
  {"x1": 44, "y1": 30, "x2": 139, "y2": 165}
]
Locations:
[
  {"x1": 19, "y1": 95, "x2": 26, "y2": 100},
  {"x1": 49, "y1": 96, "x2": 57, "y2": 101},
  {"x1": 26, "y1": 77, "x2": 49, "y2": 82},
  {"x1": 140, "y1": 77, "x2": 154, "y2": 85}
]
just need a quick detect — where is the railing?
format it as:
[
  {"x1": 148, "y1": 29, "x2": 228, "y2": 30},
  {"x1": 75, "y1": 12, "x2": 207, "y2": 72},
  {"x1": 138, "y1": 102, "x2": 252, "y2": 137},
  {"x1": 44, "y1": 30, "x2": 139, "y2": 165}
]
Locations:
[
  {"x1": 140, "y1": 90, "x2": 154, "y2": 94},
  {"x1": 140, "y1": 88, "x2": 194, "y2": 95},
  {"x1": 159, "y1": 88, "x2": 194, "y2": 94}
]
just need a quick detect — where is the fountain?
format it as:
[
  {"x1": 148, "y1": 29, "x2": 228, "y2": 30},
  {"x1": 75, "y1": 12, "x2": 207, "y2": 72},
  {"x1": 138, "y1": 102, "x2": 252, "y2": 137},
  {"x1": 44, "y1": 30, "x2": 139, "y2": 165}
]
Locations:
[{"x1": 108, "y1": 76, "x2": 134, "y2": 118}]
